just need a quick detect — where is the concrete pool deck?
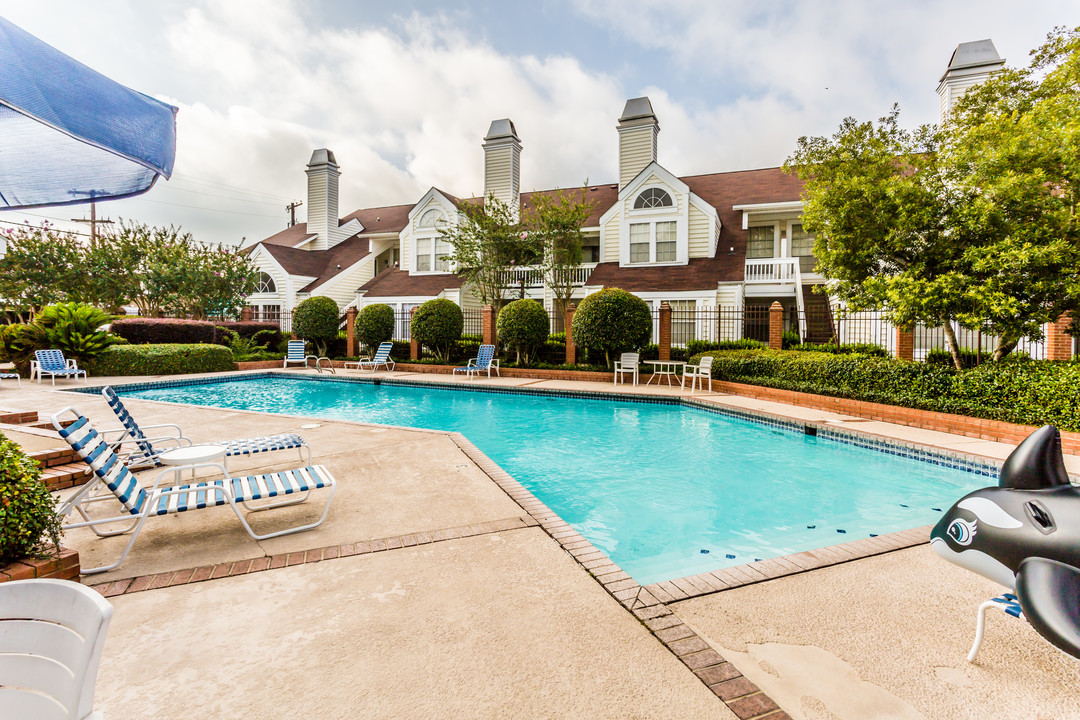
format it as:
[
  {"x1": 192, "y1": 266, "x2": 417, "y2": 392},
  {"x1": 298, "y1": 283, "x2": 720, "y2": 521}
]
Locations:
[{"x1": 4, "y1": 369, "x2": 1080, "y2": 718}]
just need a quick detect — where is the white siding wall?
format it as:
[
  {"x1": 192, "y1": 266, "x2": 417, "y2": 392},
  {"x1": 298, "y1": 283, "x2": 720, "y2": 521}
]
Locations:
[
  {"x1": 483, "y1": 144, "x2": 520, "y2": 209},
  {"x1": 602, "y1": 214, "x2": 620, "y2": 263},
  {"x1": 619, "y1": 124, "x2": 657, "y2": 188},
  {"x1": 458, "y1": 284, "x2": 482, "y2": 311},
  {"x1": 688, "y1": 203, "x2": 710, "y2": 258}
]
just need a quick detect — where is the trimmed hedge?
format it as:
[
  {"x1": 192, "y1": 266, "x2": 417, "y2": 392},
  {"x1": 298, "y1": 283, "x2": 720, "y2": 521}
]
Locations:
[
  {"x1": 571, "y1": 288, "x2": 652, "y2": 367},
  {"x1": 0, "y1": 432, "x2": 62, "y2": 564},
  {"x1": 497, "y1": 299, "x2": 549, "y2": 364},
  {"x1": 87, "y1": 344, "x2": 235, "y2": 376},
  {"x1": 412, "y1": 298, "x2": 463, "y2": 363},
  {"x1": 691, "y1": 349, "x2": 1080, "y2": 431},
  {"x1": 356, "y1": 304, "x2": 395, "y2": 349},
  {"x1": 112, "y1": 318, "x2": 216, "y2": 344},
  {"x1": 293, "y1": 296, "x2": 340, "y2": 355}
]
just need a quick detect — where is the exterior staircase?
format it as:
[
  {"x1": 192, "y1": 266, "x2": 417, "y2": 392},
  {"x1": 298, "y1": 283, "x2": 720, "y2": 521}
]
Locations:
[
  {"x1": 801, "y1": 285, "x2": 835, "y2": 344},
  {"x1": 1, "y1": 409, "x2": 86, "y2": 492}
]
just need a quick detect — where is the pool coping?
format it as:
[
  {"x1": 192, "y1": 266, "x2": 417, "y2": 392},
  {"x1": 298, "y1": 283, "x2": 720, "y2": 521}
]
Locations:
[{"x1": 77, "y1": 369, "x2": 1027, "y2": 718}]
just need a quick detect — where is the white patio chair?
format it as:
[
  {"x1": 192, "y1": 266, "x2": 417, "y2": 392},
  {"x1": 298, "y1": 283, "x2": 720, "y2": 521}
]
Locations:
[
  {"x1": 345, "y1": 342, "x2": 395, "y2": 373},
  {"x1": 684, "y1": 355, "x2": 715, "y2": 393},
  {"x1": 283, "y1": 340, "x2": 317, "y2": 369},
  {"x1": 0, "y1": 578, "x2": 113, "y2": 720},
  {"x1": 52, "y1": 407, "x2": 337, "y2": 574},
  {"x1": 613, "y1": 352, "x2": 639, "y2": 386},
  {"x1": 33, "y1": 349, "x2": 87, "y2": 385}
]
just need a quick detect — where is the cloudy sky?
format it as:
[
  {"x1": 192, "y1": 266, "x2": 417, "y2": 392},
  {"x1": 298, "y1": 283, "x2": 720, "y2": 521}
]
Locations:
[{"x1": 1, "y1": 0, "x2": 1075, "y2": 246}]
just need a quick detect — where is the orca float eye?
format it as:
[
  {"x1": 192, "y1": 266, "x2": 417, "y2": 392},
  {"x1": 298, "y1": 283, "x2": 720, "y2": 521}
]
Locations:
[{"x1": 947, "y1": 518, "x2": 977, "y2": 546}]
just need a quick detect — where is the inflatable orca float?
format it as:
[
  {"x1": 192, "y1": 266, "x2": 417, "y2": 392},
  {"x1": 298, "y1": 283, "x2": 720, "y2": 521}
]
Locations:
[{"x1": 931, "y1": 425, "x2": 1080, "y2": 659}]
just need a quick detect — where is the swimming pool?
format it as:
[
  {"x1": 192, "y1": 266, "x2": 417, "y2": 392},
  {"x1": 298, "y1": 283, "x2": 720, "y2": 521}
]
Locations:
[{"x1": 115, "y1": 375, "x2": 991, "y2": 584}]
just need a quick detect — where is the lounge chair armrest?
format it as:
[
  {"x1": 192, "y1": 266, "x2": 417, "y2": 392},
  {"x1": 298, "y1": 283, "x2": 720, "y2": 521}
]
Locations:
[{"x1": 135, "y1": 422, "x2": 187, "y2": 437}]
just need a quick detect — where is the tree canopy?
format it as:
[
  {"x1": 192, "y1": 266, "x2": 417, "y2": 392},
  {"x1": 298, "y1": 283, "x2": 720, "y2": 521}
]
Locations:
[
  {"x1": 785, "y1": 27, "x2": 1080, "y2": 367},
  {"x1": 441, "y1": 194, "x2": 533, "y2": 307},
  {"x1": 528, "y1": 187, "x2": 594, "y2": 314}
]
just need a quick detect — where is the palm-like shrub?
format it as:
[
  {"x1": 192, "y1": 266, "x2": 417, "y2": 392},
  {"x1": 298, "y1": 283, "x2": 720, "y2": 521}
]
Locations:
[
  {"x1": 15, "y1": 302, "x2": 117, "y2": 367},
  {"x1": 411, "y1": 298, "x2": 463, "y2": 363},
  {"x1": 356, "y1": 304, "x2": 395, "y2": 351},
  {"x1": 497, "y1": 299, "x2": 549, "y2": 365},
  {"x1": 571, "y1": 288, "x2": 652, "y2": 367},
  {"x1": 292, "y1": 296, "x2": 340, "y2": 356},
  {"x1": 0, "y1": 432, "x2": 62, "y2": 564}
]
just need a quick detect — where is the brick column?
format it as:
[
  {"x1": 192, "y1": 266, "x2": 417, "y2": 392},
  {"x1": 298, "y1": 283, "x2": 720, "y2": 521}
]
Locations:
[
  {"x1": 346, "y1": 306, "x2": 358, "y2": 357},
  {"x1": 482, "y1": 304, "x2": 498, "y2": 347},
  {"x1": 1047, "y1": 313, "x2": 1073, "y2": 361},
  {"x1": 658, "y1": 302, "x2": 672, "y2": 362},
  {"x1": 768, "y1": 301, "x2": 784, "y2": 350},
  {"x1": 895, "y1": 326, "x2": 914, "y2": 361},
  {"x1": 564, "y1": 303, "x2": 576, "y2": 365},
  {"x1": 409, "y1": 307, "x2": 420, "y2": 361},
  {"x1": 240, "y1": 306, "x2": 254, "y2": 321}
]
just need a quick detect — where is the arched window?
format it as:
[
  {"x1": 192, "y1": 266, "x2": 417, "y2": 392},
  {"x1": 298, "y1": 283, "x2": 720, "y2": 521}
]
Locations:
[
  {"x1": 633, "y1": 188, "x2": 673, "y2": 209},
  {"x1": 418, "y1": 209, "x2": 445, "y2": 228},
  {"x1": 254, "y1": 272, "x2": 276, "y2": 294}
]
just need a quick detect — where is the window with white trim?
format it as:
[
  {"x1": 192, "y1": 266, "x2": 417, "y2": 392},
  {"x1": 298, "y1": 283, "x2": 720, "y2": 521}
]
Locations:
[
  {"x1": 254, "y1": 272, "x2": 276, "y2": 294},
  {"x1": 746, "y1": 225, "x2": 775, "y2": 259},
  {"x1": 414, "y1": 209, "x2": 452, "y2": 273},
  {"x1": 628, "y1": 220, "x2": 677, "y2": 264},
  {"x1": 790, "y1": 223, "x2": 816, "y2": 272},
  {"x1": 634, "y1": 187, "x2": 673, "y2": 209}
]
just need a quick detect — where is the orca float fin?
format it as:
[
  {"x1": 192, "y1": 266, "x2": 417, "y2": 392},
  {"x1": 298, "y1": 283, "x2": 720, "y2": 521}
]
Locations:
[
  {"x1": 998, "y1": 425, "x2": 1070, "y2": 490},
  {"x1": 1015, "y1": 557, "x2": 1080, "y2": 660}
]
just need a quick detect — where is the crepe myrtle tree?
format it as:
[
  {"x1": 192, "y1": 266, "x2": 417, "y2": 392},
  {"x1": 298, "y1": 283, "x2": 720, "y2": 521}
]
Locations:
[
  {"x1": 785, "y1": 27, "x2": 1080, "y2": 369},
  {"x1": 526, "y1": 186, "x2": 594, "y2": 318},
  {"x1": 441, "y1": 194, "x2": 536, "y2": 307}
]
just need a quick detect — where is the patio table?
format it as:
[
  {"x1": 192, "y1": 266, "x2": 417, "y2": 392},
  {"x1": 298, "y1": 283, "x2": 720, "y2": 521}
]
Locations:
[
  {"x1": 643, "y1": 360, "x2": 686, "y2": 387},
  {"x1": 159, "y1": 444, "x2": 227, "y2": 482}
]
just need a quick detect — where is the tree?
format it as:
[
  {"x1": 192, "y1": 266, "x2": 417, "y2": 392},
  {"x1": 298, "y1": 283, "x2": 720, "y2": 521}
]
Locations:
[
  {"x1": 441, "y1": 194, "x2": 534, "y2": 307},
  {"x1": 785, "y1": 27, "x2": 1080, "y2": 368},
  {"x1": 527, "y1": 187, "x2": 594, "y2": 317},
  {"x1": 497, "y1": 299, "x2": 549, "y2": 365},
  {"x1": 0, "y1": 223, "x2": 85, "y2": 320},
  {"x1": 292, "y1": 296, "x2": 340, "y2": 356},
  {"x1": 571, "y1": 288, "x2": 652, "y2": 368},
  {"x1": 355, "y1": 304, "x2": 396, "y2": 350},
  {"x1": 411, "y1": 298, "x2": 463, "y2": 363}
]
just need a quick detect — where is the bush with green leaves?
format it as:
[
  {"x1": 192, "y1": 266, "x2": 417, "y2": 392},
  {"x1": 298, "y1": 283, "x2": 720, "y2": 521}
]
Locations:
[
  {"x1": 792, "y1": 342, "x2": 890, "y2": 357},
  {"x1": 571, "y1": 288, "x2": 652, "y2": 367},
  {"x1": 292, "y1": 296, "x2": 340, "y2": 356},
  {"x1": 497, "y1": 299, "x2": 549, "y2": 364},
  {"x1": 411, "y1": 298, "x2": 463, "y2": 363},
  {"x1": 23, "y1": 302, "x2": 117, "y2": 365},
  {"x1": 689, "y1": 348, "x2": 1080, "y2": 431},
  {"x1": 0, "y1": 432, "x2": 62, "y2": 564},
  {"x1": 356, "y1": 304, "x2": 396, "y2": 351},
  {"x1": 87, "y1": 344, "x2": 235, "y2": 376}
]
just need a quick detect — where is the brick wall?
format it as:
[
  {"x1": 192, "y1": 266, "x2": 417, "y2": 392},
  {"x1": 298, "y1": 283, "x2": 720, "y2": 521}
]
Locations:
[
  {"x1": 0, "y1": 548, "x2": 79, "y2": 583},
  {"x1": 1047, "y1": 314, "x2": 1073, "y2": 361}
]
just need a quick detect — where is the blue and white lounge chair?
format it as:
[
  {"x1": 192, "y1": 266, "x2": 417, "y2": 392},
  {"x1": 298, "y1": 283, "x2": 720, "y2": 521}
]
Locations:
[
  {"x1": 346, "y1": 341, "x2": 395, "y2": 373},
  {"x1": 33, "y1": 349, "x2": 87, "y2": 385},
  {"x1": 52, "y1": 407, "x2": 337, "y2": 574},
  {"x1": 454, "y1": 344, "x2": 497, "y2": 380},
  {"x1": 0, "y1": 371, "x2": 20, "y2": 386},
  {"x1": 968, "y1": 592, "x2": 1026, "y2": 661},
  {"x1": 283, "y1": 339, "x2": 316, "y2": 369},
  {"x1": 101, "y1": 386, "x2": 311, "y2": 469}
]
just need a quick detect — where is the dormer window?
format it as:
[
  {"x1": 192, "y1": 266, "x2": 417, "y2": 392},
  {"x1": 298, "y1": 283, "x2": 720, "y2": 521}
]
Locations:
[
  {"x1": 254, "y1": 272, "x2": 276, "y2": 293},
  {"x1": 414, "y1": 207, "x2": 451, "y2": 273},
  {"x1": 634, "y1": 188, "x2": 672, "y2": 209}
]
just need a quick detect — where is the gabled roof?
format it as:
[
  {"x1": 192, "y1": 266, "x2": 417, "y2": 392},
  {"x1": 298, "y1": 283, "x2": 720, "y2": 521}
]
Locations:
[
  {"x1": 586, "y1": 257, "x2": 739, "y2": 291},
  {"x1": 520, "y1": 184, "x2": 618, "y2": 228},
  {"x1": 260, "y1": 235, "x2": 373, "y2": 292},
  {"x1": 357, "y1": 268, "x2": 464, "y2": 297},
  {"x1": 340, "y1": 202, "x2": 413, "y2": 235}
]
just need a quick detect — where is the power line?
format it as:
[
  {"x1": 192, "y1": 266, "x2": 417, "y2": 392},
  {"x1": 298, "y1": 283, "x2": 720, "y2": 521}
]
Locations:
[
  {"x1": 169, "y1": 173, "x2": 292, "y2": 201},
  {"x1": 135, "y1": 197, "x2": 281, "y2": 218},
  {"x1": 0, "y1": 218, "x2": 93, "y2": 238},
  {"x1": 157, "y1": 184, "x2": 287, "y2": 207}
]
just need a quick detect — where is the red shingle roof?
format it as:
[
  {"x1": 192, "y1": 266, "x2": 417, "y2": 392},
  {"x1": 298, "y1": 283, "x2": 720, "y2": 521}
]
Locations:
[
  {"x1": 585, "y1": 257, "x2": 737, "y2": 291},
  {"x1": 357, "y1": 269, "x2": 464, "y2": 297}
]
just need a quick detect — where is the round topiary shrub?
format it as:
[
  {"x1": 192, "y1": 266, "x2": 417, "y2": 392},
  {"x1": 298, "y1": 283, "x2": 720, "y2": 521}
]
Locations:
[
  {"x1": 356, "y1": 304, "x2": 396, "y2": 351},
  {"x1": 497, "y1": 299, "x2": 549, "y2": 365},
  {"x1": 571, "y1": 288, "x2": 652, "y2": 368},
  {"x1": 292, "y1": 296, "x2": 340, "y2": 356},
  {"x1": 411, "y1": 298, "x2": 463, "y2": 363},
  {"x1": 0, "y1": 432, "x2": 62, "y2": 564}
]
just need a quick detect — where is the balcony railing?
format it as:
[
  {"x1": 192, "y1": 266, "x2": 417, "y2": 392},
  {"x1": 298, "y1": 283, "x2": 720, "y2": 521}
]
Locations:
[
  {"x1": 744, "y1": 257, "x2": 801, "y2": 284},
  {"x1": 497, "y1": 264, "x2": 596, "y2": 289}
]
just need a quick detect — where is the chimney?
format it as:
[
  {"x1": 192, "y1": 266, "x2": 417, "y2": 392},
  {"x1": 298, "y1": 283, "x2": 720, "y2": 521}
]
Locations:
[
  {"x1": 618, "y1": 97, "x2": 659, "y2": 189},
  {"x1": 482, "y1": 119, "x2": 521, "y2": 216},
  {"x1": 305, "y1": 148, "x2": 340, "y2": 251},
  {"x1": 937, "y1": 39, "x2": 1004, "y2": 124}
]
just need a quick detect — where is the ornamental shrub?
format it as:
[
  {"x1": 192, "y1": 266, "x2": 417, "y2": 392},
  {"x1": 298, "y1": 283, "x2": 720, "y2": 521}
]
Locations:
[
  {"x1": 0, "y1": 432, "x2": 63, "y2": 564},
  {"x1": 87, "y1": 344, "x2": 235, "y2": 376},
  {"x1": 292, "y1": 296, "x2": 340, "y2": 356},
  {"x1": 20, "y1": 302, "x2": 118, "y2": 365},
  {"x1": 356, "y1": 304, "x2": 396, "y2": 351},
  {"x1": 215, "y1": 321, "x2": 279, "y2": 340},
  {"x1": 571, "y1": 288, "x2": 652, "y2": 367},
  {"x1": 411, "y1": 298, "x2": 463, "y2": 363},
  {"x1": 112, "y1": 318, "x2": 217, "y2": 344},
  {"x1": 497, "y1": 299, "x2": 549, "y2": 365}
]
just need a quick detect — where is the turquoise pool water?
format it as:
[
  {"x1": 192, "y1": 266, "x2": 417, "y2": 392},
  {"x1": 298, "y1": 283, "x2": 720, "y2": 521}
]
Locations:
[{"x1": 117, "y1": 376, "x2": 989, "y2": 584}]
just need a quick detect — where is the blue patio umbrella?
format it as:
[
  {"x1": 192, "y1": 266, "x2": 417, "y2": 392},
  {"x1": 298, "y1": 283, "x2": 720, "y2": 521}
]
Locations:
[{"x1": 0, "y1": 16, "x2": 177, "y2": 211}]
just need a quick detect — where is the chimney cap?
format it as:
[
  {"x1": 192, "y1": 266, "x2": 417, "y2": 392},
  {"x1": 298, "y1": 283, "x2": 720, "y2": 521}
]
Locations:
[
  {"x1": 940, "y1": 39, "x2": 1004, "y2": 81},
  {"x1": 307, "y1": 148, "x2": 338, "y2": 167},
  {"x1": 619, "y1": 97, "x2": 656, "y2": 123},
  {"x1": 484, "y1": 118, "x2": 519, "y2": 142}
]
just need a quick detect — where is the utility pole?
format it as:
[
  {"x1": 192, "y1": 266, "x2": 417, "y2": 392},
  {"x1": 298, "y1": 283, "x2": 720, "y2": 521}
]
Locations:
[
  {"x1": 286, "y1": 200, "x2": 303, "y2": 227},
  {"x1": 71, "y1": 201, "x2": 113, "y2": 247}
]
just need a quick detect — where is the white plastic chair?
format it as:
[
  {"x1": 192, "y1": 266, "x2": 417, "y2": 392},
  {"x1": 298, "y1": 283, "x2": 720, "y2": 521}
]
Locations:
[
  {"x1": 613, "y1": 353, "x2": 639, "y2": 386},
  {"x1": 684, "y1": 355, "x2": 715, "y2": 393},
  {"x1": 283, "y1": 340, "x2": 317, "y2": 369},
  {"x1": 0, "y1": 578, "x2": 113, "y2": 720}
]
